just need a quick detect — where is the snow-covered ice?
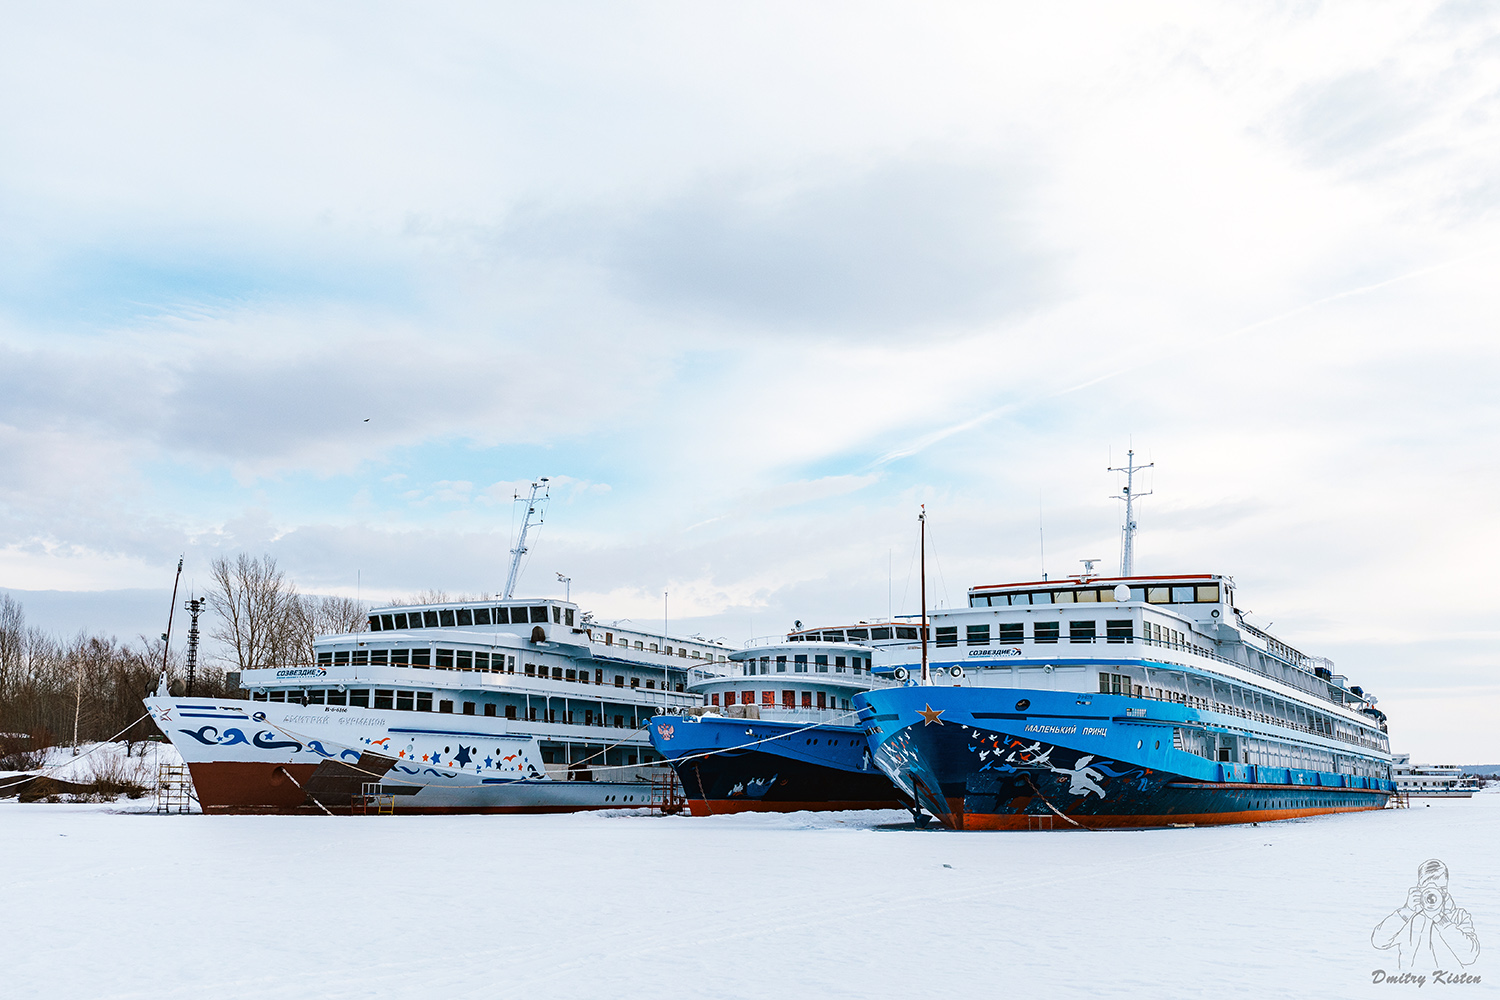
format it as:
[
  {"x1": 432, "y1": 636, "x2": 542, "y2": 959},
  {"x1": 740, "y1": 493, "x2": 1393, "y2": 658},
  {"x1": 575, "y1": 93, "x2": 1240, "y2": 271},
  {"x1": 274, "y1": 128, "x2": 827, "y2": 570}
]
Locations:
[{"x1": 2, "y1": 791, "x2": 1495, "y2": 999}]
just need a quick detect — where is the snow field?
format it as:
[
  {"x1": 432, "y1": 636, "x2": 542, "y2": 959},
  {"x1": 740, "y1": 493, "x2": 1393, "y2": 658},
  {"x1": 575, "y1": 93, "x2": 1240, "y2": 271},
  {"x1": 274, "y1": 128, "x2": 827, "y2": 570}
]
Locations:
[{"x1": 2, "y1": 793, "x2": 1495, "y2": 999}]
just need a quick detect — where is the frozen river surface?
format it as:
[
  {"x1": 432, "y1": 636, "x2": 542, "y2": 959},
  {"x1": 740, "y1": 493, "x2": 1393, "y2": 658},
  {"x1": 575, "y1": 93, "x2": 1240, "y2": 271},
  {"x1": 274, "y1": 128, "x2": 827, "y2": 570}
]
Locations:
[{"x1": 3, "y1": 793, "x2": 1496, "y2": 999}]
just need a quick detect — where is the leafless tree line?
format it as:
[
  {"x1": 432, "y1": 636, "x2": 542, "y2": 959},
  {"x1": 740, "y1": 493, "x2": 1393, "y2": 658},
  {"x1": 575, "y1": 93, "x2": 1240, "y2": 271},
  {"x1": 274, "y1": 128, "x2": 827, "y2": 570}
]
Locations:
[
  {"x1": 207, "y1": 554, "x2": 367, "y2": 671},
  {"x1": 0, "y1": 592, "x2": 234, "y2": 754},
  {"x1": 0, "y1": 554, "x2": 367, "y2": 751}
]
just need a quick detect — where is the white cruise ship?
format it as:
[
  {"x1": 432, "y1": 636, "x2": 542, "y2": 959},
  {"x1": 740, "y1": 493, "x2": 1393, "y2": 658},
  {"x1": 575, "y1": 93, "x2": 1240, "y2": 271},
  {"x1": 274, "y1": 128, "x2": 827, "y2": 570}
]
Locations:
[{"x1": 1392, "y1": 755, "x2": 1480, "y2": 798}]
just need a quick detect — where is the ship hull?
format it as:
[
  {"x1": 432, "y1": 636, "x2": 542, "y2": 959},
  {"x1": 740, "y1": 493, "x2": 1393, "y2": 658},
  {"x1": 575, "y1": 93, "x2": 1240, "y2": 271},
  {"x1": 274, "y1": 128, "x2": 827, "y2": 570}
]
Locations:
[
  {"x1": 648, "y1": 714, "x2": 905, "y2": 815},
  {"x1": 857, "y1": 685, "x2": 1393, "y2": 831},
  {"x1": 147, "y1": 697, "x2": 669, "y2": 814}
]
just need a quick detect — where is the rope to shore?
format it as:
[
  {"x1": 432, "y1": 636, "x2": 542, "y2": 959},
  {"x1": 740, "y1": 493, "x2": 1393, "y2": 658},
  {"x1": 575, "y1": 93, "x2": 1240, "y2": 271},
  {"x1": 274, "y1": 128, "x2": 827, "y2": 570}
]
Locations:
[{"x1": 0, "y1": 712, "x2": 154, "y2": 792}]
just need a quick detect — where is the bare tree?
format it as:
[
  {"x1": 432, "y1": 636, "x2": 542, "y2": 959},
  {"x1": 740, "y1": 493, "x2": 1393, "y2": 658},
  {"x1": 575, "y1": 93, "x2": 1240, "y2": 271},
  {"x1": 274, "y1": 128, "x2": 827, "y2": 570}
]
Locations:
[
  {"x1": 0, "y1": 592, "x2": 25, "y2": 705},
  {"x1": 207, "y1": 554, "x2": 300, "y2": 671},
  {"x1": 287, "y1": 594, "x2": 368, "y2": 665}
]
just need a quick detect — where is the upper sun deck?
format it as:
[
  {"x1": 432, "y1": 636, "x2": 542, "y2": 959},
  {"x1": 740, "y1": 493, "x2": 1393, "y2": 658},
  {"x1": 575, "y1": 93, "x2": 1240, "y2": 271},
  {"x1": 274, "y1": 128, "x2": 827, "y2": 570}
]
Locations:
[{"x1": 781, "y1": 620, "x2": 928, "y2": 645}]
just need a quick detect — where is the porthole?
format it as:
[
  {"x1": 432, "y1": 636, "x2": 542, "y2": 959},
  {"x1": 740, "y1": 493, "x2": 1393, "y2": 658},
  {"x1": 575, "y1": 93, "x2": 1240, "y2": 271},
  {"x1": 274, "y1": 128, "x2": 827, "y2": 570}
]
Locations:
[
  {"x1": 1136, "y1": 740, "x2": 1142, "y2": 749},
  {"x1": 1154, "y1": 740, "x2": 1160, "y2": 750},
  {"x1": 1015, "y1": 699, "x2": 1031, "y2": 712}
]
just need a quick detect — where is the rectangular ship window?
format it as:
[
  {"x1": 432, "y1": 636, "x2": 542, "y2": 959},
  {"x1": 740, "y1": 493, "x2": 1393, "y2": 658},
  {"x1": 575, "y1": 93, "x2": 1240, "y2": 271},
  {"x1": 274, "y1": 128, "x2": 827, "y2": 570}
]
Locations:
[
  {"x1": 326, "y1": 689, "x2": 346, "y2": 706},
  {"x1": 456, "y1": 608, "x2": 473, "y2": 626},
  {"x1": 1196, "y1": 585, "x2": 1220, "y2": 603},
  {"x1": 493, "y1": 607, "x2": 510, "y2": 625},
  {"x1": 896, "y1": 627, "x2": 919, "y2": 639},
  {"x1": 415, "y1": 692, "x2": 432, "y2": 712},
  {"x1": 998, "y1": 623, "x2": 1023, "y2": 644},
  {"x1": 1076, "y1": 589, "x2": 1098, "y2": 603},
  {"x1": 349, "y1": 689, "x2": 369, "y2": 708},
  {"x1": 456, "y1": 650, "x2": 472, "y2": 670},
  {"x1": 1171, "y1": 586, "x2": 1194, "y2": 603},
  {"x1": 1034, "y1": 622, "x2": 1060, "y2": 644},
  {"x1": 423, "y1": 611, "x2": 440, "y2": 628},
  {"x1": 531, "y1": 606, "x2": 548, "y2": 623},
  {"x1": 352, "y1": 650, "x2": 368, "y2": 665},
  {"x1": 474, "y1": 607, "x2": 491, "y2": 626},
  {"x1": 1106, "y1": 620, "x2": 1133, "y2": 643},
  {"x1": 966, "y1": 624, "x2": 990, "y2": 646},
  {"x1": 391, "y1": 649, "x2": 409, "y2": 666},
  {"x1": 371, "y1": 649, "x2": 388, "y2": 665},
  {"x1": 396, "y1": 691, "x2": 413, "y2": 711},
  {"x1": 393, "y1": 613, "x2": 409, "y2": 629},
  {"x1": 935, "y1": 626, "x2": 957, "y2": 648},
  {"x1": 794, "y1": 655, "x2": 808, "y2": 673},
  {"x1": 1052, "y1": 590, "x2": 1075, "y2": 603},
  {"x1": 435, "y1": 649, "x2": 453, "y2": 669},
  {"x1": 1070, "y1": 621, "x2": 1096, "y2": 644},
  {"x1": 307, "y1": 690, "x2": 325, "y2": 704},
  {"x1": 317, "y1": 652, "x2": 332, "y2": 666},
  {"x1": 1147, "y1": 588, "x2": 1170, "y2": 604},
  {"x1": 474, "y1": 652, "x2": 488, "y2": 671},
  {"x1": 412, "y1": 648, "x2": 431, "y2": 667},
  {"x1": 439, "y1": 610, "x2": 455, "y2": 627},
  {"x1": 814, "y1": 655, "x2": 828, "y2": 672},
  {"x1": 374, "y1": 689, "x2": 393, "y2": 710},
  {"x1": 380, "y1": 615, "x2": 395, "y2": 630},
  {"x1": 334, "y1": 651, "x2": 349, "y2": 665}
]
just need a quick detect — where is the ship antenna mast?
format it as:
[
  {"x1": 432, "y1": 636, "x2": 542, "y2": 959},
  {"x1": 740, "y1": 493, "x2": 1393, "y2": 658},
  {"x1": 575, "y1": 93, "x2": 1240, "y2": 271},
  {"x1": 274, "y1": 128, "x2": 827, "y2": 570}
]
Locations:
[
  {"x1": 919, "y1": 506, "x2": 930, "y2": 686},
  {"x1": 1108, "y1": 450, "x2": 1153, "y2": 577},
  {"x1": 503, "y1": 478, "x2": 550, "y2": 600}
]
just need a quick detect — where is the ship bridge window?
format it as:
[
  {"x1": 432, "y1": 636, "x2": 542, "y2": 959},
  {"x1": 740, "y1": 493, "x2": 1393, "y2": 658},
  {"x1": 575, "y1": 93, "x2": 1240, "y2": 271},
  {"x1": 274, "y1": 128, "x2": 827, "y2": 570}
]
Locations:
[
  {"x1": 1034, "y1": 622, "x2": 1060, "y2": 644},
  {"x1": 1171, "y1": 586, "x2": 1194, "y2": 603},
  {"x1": 815, "y1": 655, "x2": 828, "y2": 672},
  {"x1": 423, "y1": 611, "x2": 440, "y2": 628},
  {"x1": 935, "y1": 626, "x2": 957, "y2": 648},
  {"x1": 456, "y1": 608, "x2": 473, "y2": 626},
  {"x1": 824, "y1": 630, "x2": 845, "y2": 642},
  {"x1": 896, "y1": 626, "x2": 920, "y2": 639},
  {"x1": 368, "y1": 616, "x2": 382, "y2": 631},
  {"x1": 967, "y1": 624, "x2": 990, "y2": 646},
  {"x1": 1052, "y1": 590, "x2": 1074, "y2": 604},
  {"x1": 1005, "y1": 594, "x2": 1027, "y2": 606},
  {"x1": 1031, "y1": 592, "x2": 1053, "y2": 605},
  {"x1": 970, "y1": 595, "x2": 990, "y2": 607},
  {"x1": 998, "y1": 623, "x2": 1023, "y2": 644},
  {"x1": 846, "y1": 628, "x2": 869, "y2": 640},
  {"x1": 439, "y1": 610, "x2": 455, "y2": 627},
  {"x1": 871, "y1": 627, "x2": 892, "y2": 639},
  {"x1": 551, "y1": 606, "x2": 561, "y2": 624},
  {"x1": 380, "y1": 615, "x2": 395, "y2": 630},
  {"x1": 491, "y1": 607, "x2": 510, "y2": 625},
  {"x1": 393, "y1": 613, "x2": 409, "y2": 629},
  {"x1": 1196, "y1": 585, "x2": 1220, "y2": 602},
  {"x1": 1070, "y1": 621, "x2": 1096, "y2": 643},
  {"x1": 474, "y1": 607, "x2": 491, "y2": 626},
  {"x1": 1076, "y1": 589, "x2": 1098, "y2": 603},
  {"x1": 530, "y1": 606, "x2": 548, "y2": 624}
]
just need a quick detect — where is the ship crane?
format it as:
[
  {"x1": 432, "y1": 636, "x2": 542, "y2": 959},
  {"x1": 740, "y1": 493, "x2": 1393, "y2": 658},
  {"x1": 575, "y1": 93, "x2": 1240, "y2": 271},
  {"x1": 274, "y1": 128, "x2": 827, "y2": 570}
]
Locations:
[{"x1": 503, "y1": 479, "x2": 549, "y2": 600}]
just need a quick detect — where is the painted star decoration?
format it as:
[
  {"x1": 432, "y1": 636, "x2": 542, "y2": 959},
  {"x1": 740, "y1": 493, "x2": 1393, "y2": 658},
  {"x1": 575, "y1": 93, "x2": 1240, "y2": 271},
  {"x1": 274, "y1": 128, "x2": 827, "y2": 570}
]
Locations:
[
  {"x1": 453, "y1": 745, "x2": 473, "y2": 767},
  {"x1": 917, "y1": 703, "x2": 945, "y2": 726}
]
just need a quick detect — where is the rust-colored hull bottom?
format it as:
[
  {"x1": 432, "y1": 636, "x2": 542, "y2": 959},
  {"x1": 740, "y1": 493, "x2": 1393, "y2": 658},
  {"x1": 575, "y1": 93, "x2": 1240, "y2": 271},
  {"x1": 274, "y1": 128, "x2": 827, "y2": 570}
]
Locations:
[
  {"x1": 189, "y1": 761, "x2": 317, "y2": 812},
  {"x1": 957, "y1": 802, "x2": 1384, "y2": 831},
  {"x1": 686, "y1": 798, "x2": 906, "y2": 817}
]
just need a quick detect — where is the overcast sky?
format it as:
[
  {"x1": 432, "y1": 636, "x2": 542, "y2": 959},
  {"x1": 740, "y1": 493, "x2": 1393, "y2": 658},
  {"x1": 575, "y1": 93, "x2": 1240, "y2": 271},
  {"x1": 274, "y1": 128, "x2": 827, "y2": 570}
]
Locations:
[{"x1": 2, "y1": 3, "x2": 1498, "y2": 759}]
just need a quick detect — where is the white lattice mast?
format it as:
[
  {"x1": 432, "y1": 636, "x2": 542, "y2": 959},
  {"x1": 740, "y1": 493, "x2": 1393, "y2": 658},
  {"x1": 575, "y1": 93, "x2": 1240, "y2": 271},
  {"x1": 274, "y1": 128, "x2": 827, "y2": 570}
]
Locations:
[
  {"x1": 503, "y1": 479, "x2": 550, "y2": 600},
  {"x1": 1109, "y1": 450, "x2": 1153, "y2": 577}
]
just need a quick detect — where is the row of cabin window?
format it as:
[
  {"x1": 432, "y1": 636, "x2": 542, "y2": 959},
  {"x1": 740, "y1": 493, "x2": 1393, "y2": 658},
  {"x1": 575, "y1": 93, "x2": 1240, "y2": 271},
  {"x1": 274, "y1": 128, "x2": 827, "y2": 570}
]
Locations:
[
  {"x1": 791, "y1": 625, "x2": 921, "y2": 642},
  {"x1": 251, "y1": 688, "x2": 660, "y2": 727},
  {"x1": 710, "y1": 690, "x2": 852, "y2": 710},
  {"x1": 740, "y1": 654, "x2": 872, "y2": 675},
  {"x1": 601, "y1": 633, "x2": 725, "y2": 660},
  {"x1": 319, "y1": 649, "x2": 519, "y2": 670},
  {"x1": 368, "y1": 605, "x2": 575, "y2": 631},
  {"x1": 313, "y1": 649, "x2": 687, "y2": 691},
  {"x1": 970, "y1": 584, "x2": 1221, "y2": 608},
  {"x1": 1097, "y1": 670, "x2": 1385, "y2": 749},
  {"x1": 937, "y1": 620, "x2": 1136, "y2": 646}
]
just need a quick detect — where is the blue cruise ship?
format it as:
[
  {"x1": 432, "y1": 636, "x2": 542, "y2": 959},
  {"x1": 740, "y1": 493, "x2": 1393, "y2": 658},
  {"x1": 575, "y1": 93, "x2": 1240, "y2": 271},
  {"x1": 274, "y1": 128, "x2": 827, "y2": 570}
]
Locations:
[
  {"x1": 856, "y1": 572, "x2": 1394, "y2": 830},
  {"x1": 649, "y1": 625, "x2": 913, "y2": 814}
]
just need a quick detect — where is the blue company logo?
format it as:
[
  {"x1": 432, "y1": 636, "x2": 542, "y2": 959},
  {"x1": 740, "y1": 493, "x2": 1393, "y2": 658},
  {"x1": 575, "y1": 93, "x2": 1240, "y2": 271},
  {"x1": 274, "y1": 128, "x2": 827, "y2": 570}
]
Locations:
[
  {"x1": 967, "y1": 648, "x2": 1022, "y2": 657},
  {"x1": 275, "y1": 667, "x2": 328, "y2": 678}
]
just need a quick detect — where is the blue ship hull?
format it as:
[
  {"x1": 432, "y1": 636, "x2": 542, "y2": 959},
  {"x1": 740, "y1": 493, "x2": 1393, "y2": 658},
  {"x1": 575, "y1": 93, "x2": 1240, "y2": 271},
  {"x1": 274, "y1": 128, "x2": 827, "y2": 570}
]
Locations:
[
  {"x1": 648, "y1": 714, "x2": 906, "y2": 814},
  {"x1": 856, "y1": 685, "x2": 1393, "y2": 830}
]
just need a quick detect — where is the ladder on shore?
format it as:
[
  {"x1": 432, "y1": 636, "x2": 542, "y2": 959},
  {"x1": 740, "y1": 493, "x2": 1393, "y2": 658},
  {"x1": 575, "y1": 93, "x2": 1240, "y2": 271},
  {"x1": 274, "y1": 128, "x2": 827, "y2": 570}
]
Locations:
[
  {"x1": 155, "y1": 764, "x2": 193, "y2": 814},
  {"x1": 351, "y1": 782, "x2": 396, "y2": 815},
  {"x1": 651, "y1": 772, "x2": 685, "y2": 815}
]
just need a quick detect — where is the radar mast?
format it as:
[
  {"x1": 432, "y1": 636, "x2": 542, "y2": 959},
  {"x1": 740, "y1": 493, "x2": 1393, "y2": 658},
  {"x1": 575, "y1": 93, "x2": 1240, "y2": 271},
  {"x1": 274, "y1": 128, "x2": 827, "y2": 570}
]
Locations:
[
  {"x1": 1109, "y1": 450, "x2": 1153, "y2": 577},
  {"x1": 503, "y1": 479, "x2": 550, "y2": 599}
]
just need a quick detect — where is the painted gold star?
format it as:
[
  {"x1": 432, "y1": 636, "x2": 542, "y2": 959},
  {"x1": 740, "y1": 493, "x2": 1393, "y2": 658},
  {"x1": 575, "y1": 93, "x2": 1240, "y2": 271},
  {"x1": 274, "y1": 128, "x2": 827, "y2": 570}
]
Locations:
[{"x1": 918, "y1": 703, "x2": 945, "y2": 726}]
